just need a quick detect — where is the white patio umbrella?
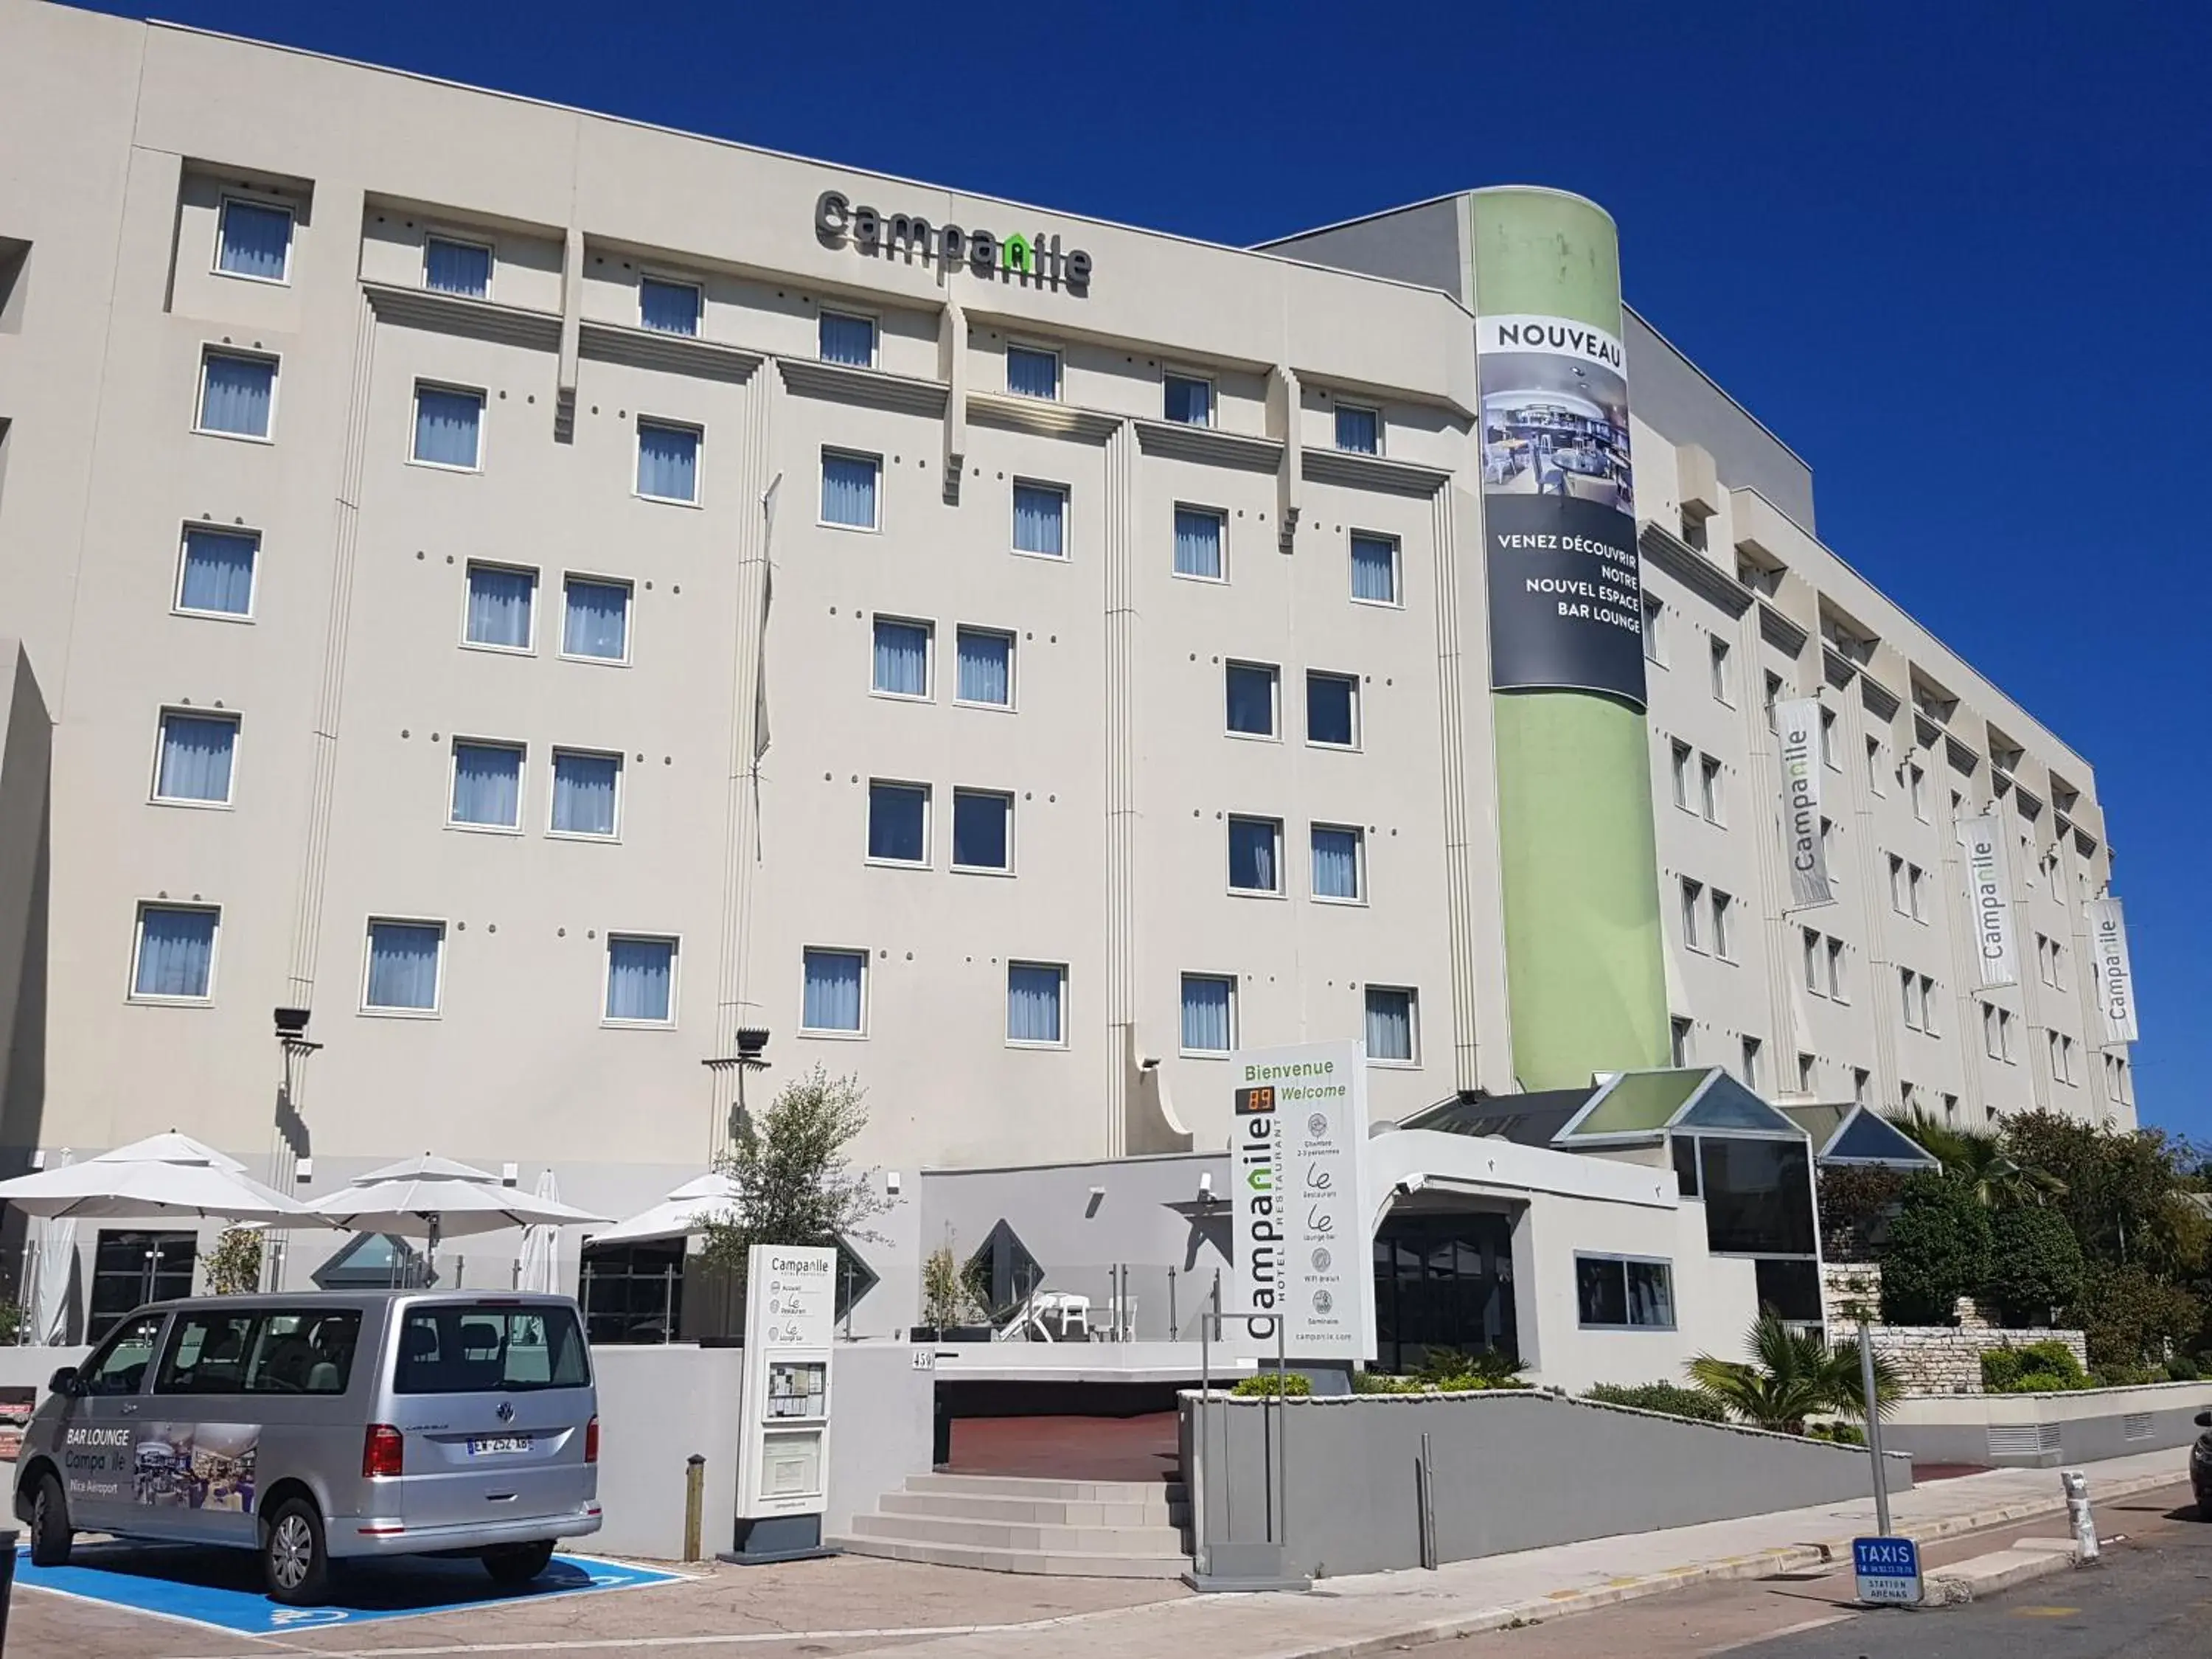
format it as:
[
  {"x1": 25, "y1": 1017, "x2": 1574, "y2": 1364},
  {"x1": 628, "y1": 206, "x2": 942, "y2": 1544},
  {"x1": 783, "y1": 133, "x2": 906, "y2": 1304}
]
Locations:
[
  {"x1": 305, "y1": 1153, "x2": 606, "y2": 1259},
  {"x1": 587, "y1": 1170, "x2": 739, "y2": 1248},
  {"x1": 514, "y1": 1169, "x2": 565, "y2": 1293},
  {"x1": 0, "y1": 1130, "x2": 320, "y2": 1223},
  {"x1": 29, "y1": 1150, "x2": 78, "y2": 1346}
]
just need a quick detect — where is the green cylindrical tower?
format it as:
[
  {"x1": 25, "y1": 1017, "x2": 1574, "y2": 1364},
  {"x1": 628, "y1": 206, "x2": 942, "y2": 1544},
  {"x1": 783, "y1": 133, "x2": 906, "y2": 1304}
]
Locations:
[{"x1": 1469, "y1": 188, "x2": 1669, "y2": 1088}]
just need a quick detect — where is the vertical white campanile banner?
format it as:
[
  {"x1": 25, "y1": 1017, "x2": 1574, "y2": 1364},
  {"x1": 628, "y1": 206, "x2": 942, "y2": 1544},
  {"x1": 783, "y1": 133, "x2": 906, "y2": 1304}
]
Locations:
[
  {"x1": 2087, "y1": 897, "x2": 2140, "y2": 1047},
  {"x1": 1775, "y1": 698, "x2": 1833, "y2": 910},
  {"x1": 1955, "y1": 813, "x2": 2020, "y2": 987}
]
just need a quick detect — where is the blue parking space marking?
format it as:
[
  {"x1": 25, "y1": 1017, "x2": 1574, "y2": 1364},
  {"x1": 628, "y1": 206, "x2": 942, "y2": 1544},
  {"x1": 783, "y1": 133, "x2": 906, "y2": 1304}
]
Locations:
[{"x1": 15, "y1": 1543, "x2": 686, "y2": 1635}]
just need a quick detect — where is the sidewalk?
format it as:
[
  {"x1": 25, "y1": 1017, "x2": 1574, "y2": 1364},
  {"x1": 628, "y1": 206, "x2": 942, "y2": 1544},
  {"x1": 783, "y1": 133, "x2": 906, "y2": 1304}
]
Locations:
[{"x1": 850, "y1": 1447, "x2": 2190, "y2": 1659}]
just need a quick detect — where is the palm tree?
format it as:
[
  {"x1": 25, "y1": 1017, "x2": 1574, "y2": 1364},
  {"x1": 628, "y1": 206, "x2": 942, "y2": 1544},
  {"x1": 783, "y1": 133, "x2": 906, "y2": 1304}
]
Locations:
[
  {"x1": 1893, "y1": 1111, "x2": 2065, "y2": 1208},
  {"x1": 1687, "y1": 1313, "x2": 1899, "y2": 1436}
]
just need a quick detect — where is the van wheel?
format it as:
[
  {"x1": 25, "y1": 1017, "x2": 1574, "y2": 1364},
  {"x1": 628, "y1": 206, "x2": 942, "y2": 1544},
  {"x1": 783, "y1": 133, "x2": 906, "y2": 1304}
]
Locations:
[
  {"x1": 27, "y1": 1470, "x2": 72, "y2": 1567},
  {"x1": 262, "y1": 1496, "x2": 330, "y2": 1604},
  {"x1": 483, "y1": 1539, "x2": 557, "y2": 1585}
]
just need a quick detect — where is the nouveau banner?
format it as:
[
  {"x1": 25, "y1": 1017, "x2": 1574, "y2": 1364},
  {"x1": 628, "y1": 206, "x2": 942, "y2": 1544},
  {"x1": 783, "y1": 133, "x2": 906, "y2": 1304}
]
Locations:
[
  {"x1": 2087, "y1": 897, "x2": 2140, "y2": 1047},
  {"x1": 1955, "y1": 813, "x2": 2020, "y2": 987},
  {"x1": 1775, "y1": 698, "x2": 1833, "y2": 910}
]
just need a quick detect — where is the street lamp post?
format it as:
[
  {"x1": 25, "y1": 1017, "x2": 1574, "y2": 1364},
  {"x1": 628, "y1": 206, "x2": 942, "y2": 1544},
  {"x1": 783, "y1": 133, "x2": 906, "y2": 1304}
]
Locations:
[
  {"x1": 266, "y1": 1006, "x2": 321, "y2": 1293},
  {"x1": 701, "y1": 1027, "x2": 771, "y2": 1161}
]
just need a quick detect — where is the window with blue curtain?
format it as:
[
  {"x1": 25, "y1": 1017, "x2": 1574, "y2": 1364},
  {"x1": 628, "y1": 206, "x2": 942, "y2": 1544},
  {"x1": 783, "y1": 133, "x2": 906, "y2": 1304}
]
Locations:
[
  {"x1": 133, "y1": 906, "x2": 217, "y2": 999},
  {"x1": 464, "y1": 564, "x2": 535, "y2": 649},
  {"x1": 217, "y1": 199, "x2": 292, "y2": 281},
  {"x1": 413, "y1": 385, "x2": 483, "y2": 468},
  {"x1": 562, "y1": 578, "x2": 630, "y2": 661},
  {"x1": 801, "y1": 948, "x2": 865, "y2": 1032},
  {"x1": 952, "y1": 790, "x2": 1011, "y2": 871},
  {"x1": 1012, "y1": 482, "x2": 1066, "y2": 557},
  {"x1": 1307, "y1": 672, "x2": 1357, "y2": 747},
  {"x1": 366, "y1": 921, "x2": 442, "y2": 1011},
  {"x1": 605, "y1": 936, "x2": 676, "y2": 1023},
  {"x1": 449, "y1": 741, "x2": 522, "y2": 828},
  {"x1": 424, "y1": 237, "x2": 491, "y2": 297},
  {"x1": 1180, "y1": 975, "x2": 1233, "y2": 1053},
  {"x1": 1350, "y1": 533, "x2": 1399, "y2": 604},
  {"x1": 821, "y1": 451, "x2": 880, "y2": 528},
  {"x1": 1006, "y1": 963, "x2": 1064, "y2": 1044},
  {"x1": 1173, "y1": 507, "x2": 1223, "y2": 580},
  {"x1": 154, "y1": 712, "x2": 237, "y2": 804},
  {"x1": 639, "y1": 277, "x2": 700, "y2": 336},
  {"x1": 819, "y1": 311, "x2": 876, "y2": 366},
  {"x1": 551, "y1": 751, "x2": 620, "y2": 836},
  {"x1": 1228, "y1": 816, "x2": 1280, "y2": 892},
  {"x1": 867, "y1": 782, "x2": 928, "y2": 863},
  {"x1": 1164, "y1": 375, "x2": 1212, "y2": 425},
  {"x1": 1005, "y1": 346, "x2": 1059, "y2": 399},
  {"x1": 1365, "y1": 986, "x2": 1416, "y2": 1062},
  {"x1": 198, "y1": 352, "x2": 274, "y2": 438},
  {"x1": 872, "y1": 619, "x2": 930, "y2": 696},
  {"x1": 636, "y1": 421, "x2": 700, "y2": 503},
  {"x1": 176, "y1": 529, "x2": 258, "y2": 616},
  {"x1": 956, "y1": 629, "x2": 1012, "y2": 706},
  {"x1": 1335, "y1": 404, "x2": 1380, "y2": 454},
  {"x1": 1312, "y1": 825, "x2": 1362, "y2": 901},
  {"x1": 1225, "y1": 662, "x2": 1277, "y2": 737}
]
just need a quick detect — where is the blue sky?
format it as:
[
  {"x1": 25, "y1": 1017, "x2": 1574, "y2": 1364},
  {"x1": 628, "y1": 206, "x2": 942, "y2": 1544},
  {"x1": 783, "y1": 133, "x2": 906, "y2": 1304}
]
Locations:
[{"x1": 80, "y1": 2, "x2": 2210, "y2": 1139}]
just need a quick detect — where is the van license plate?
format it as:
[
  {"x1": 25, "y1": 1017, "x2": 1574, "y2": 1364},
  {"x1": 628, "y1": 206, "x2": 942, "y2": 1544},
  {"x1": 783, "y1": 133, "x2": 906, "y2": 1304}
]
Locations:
[{"x1": 467, "y1": 1435, "x2": 532, "y2": 1455}]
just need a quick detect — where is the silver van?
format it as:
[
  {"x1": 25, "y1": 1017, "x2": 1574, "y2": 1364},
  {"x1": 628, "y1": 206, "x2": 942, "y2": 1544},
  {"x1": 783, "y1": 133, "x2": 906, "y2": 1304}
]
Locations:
[{"x1": 12, "y1": 1290, "x2": 600, "y2": 1604}]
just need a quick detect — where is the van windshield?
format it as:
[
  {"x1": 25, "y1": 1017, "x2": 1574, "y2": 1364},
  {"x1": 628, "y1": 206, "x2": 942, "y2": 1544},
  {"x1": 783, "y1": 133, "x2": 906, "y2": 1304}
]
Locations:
[{"x1": 392, "y1": 1304, "x2": 591, "y2": 1394}]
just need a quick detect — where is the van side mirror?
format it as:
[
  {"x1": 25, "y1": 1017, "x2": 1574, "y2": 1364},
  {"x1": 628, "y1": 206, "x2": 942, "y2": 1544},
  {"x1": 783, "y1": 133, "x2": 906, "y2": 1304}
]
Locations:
[
  {"x1": 46, "y1": 1366, "x2": 82, "y2": 1399},
  {"x1": 2196, "y1": 1410, "x2": 2211, "y2": 1429}
]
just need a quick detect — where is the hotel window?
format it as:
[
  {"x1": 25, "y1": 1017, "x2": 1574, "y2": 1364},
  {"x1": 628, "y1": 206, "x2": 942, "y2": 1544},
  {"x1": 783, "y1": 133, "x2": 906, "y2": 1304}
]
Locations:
[
  {"x1": 1163, "y1": 373, "x2": 1213, "y2": 425},
  {"x1": 215, "y1": 198, "x2": 292, "y2": 282},
  {"x1": 448, "y1": 739, "x2": 523, "y2": 830},
  {"x1": 1335, "y1": 403, "x2": 1380, "y2": 455},
  {"x1": 1311, "y1": 824, "x2": 1363, "y2": 902},
  {"x1": 1699, "y1": 755, "x2": 1724, "y2": 824},
  {"x1": 423, "y1": 235, "x2": 491, "y2": 299},
  {"x1": 1797, "y1": 1052, "x2": 1817, "y2": 1093},
  {"x1": 1867, "y1": 735, "x2": 1886, "y2": 794},
  {"x1": 1711, "y1": 889, "x2": 1734, "y2": 959},
  {"x1": 1005, "y1": 344, "x2": 1059, "y2": 399},
  {"x1": 2050, "y1": 941, "x2": 2067, "y2": 992},
  {"x1": 1888, "y1": 854, "x2": 1907, "y2": 914},
  {"x1": 1180, "y1": 973, "x2": 1235, "y2": 1054},
  {"x1": 1575, "y1": 1256, "x2": 1676, "y2": 1331},
  {"x1": 1307, "y1": 670, "x2": 1359, "y2": 748},
  {"x1": 871, "y1": 617, "x2": 931, "y2": 698},
  {"x1": 1173, "y1": 505, "x2": 1225, "y2": 580},
  {"x1": 1709, "y1": 636, "x2": 1733, "y2": 704},
  {"x1": 1007, "y1": 962, "x2": 1067, "y2": 1046},
  {"x1": 1641, "y1": 592, "x2": 1666, "y2": 664},
  {"x1": 1225, "y1": 661, "x2": 1279, "y2": 738},
  {"x1": 1983, "y1": 1002, "x2": 2003, "y2": 1060},
  {"x1": 1349, "y1": 533, "x2": 1399, "y2": 605},
  {"x1": 1764, "y1": 672, "x2": 1784, "y2": 733},
  {"x1": 1679, "y1": 878, "x2": 1704, "y2": 951},
  {"x1": 955, "y1": 627, "x2": 1013, "y2": 707},
  {"x1": 1740, "y1": 1037, "x2": 1761, "y2": 1091},
  {"x1": 605, "y1": 936, "x2": 676, "y2": 1024},
  {"x1": 1907, "y1": 863, "x2": 1927, "y2": 921},
  {"x1": 463, "y1": 563, "x2": 536, "y2": 651},
  {"x1": 1669, "y1": 740, "x2": 1692, "y2": 809},
  {"x1": 821, "y1": 450, "x2": 880, "y2": 529},
  {"x1": 411, "y1": 383, "x2": 483, "y2": 470},
  {"x1": 196, "y1": 350, "x2": 275, "y2": 439},
  {"x1": 1802, "y1": 927, "x2": 1821, "y2": 993},
  {"x1": 2034, "y1": 933, "x2": 2053, "y2": 985},
  {"x1": 1819, "y1": 706, "x2": 1838, "y2": 769},
  {"x1": 1826, "y1": 936, "x2": 1848, "y2": 1001},
  {"x1": 1921, "y1": 973, "x2": 1940, "y2": 1037},
  {"x1": 549, "y1": 749, "x2": 621, "y2": 838},
  {"x1": 1999, "y1": 1007, "x2": 2016, "y2": 1062},
  {"x1": 1942, "y1": 1092, "x2": 1959, "y2": 1122},
  {"x1": 153, "y1": 711, "x2": 237, "y2": 805},
  {"x1": 1228, "y1": 815, "x2": 1283, "y2": 894},
  {"x1": 636, "y1": 420, "x2": 700, "y2": 504},
  {"x1": 866, "y1": 781, "x2": 928, "y2": 865},
  {"x1": 639, "y1": 276, "x2": 700, "y2": 336},
  {"x1": 562, "y1": 577, "x2": 630, "y2": 662},
  {"x1": 1669, "y1": 1016, "x2": 1693, "y2": 1067},
  {"x1": 1907, "y1": 762, "x2": 1928, "y2": 821},
  {"x1": 818, "y1": 310, "x2": 877, "y2": 366},
  {"x1": 364, "y1": 919, "x2": 443, "y2": 1012},
  {"x1": 1366, "y1": 987, "x2": 1417, "y2": 1062},
  {"x1": 1012, "y1": 481, "x2": 1067, "y2": 557},
  {"x1": 132, "y1": 905, "x2": 218, "y2": 1001},
  {"x1": 1900, "y1": 968, "x2": 1921, "y2": 1031},
  {"x1": 801, "y1": 948, "x2": 866, "y2": 1034},
  {"x1": 951, "y1": 789, "x2": 1013, "y2": 873},
  {"x1": 175, "y1": 526, "x2": 259, "y2": 619},
  {"x1": 1853, "y1": 1067, "x2": 1871, "y2": 1105}
]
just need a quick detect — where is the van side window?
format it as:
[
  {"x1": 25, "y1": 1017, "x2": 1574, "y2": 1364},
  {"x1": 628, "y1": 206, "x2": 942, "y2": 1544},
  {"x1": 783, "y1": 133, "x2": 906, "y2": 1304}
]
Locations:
[
  {"x1": 81, "y1": 1313, "x2": 165, "y2": 1396},
  {"x1": 156, "y1": 1310, "x2": 257, "y2": 1394},
  {"x1": 394, "y1": 1304, "x2": 590, "y2": 1394},
  {"x1": 242, "y1": 1310, "x2": 363, "y2": 1396}
]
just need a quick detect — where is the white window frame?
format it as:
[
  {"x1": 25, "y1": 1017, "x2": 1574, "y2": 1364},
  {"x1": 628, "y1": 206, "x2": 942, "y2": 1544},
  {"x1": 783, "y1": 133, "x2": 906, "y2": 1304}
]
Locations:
[
  {"x1": 949, "y1": 787, "x2": 1016, "y2": 876},
  {"x1": 1699, "y1": 754, "x2": 1724, "y2": 825},
  {"x1": 1669, "y1": 740, "x2": 1692, "y2": 810},
  {"x1": 128, "y1": 902, "x2": 220, "y2": 1005},
  {"x1": 1670, "y1": 1016, "x2": 1694, "y2": 1068},
  {"x1": 149, "y1": 706, "x2": 240, "y2": 810},
  {"x1": 1641, "y1": 592, "x2": 1666, "y2": 664},
  {"x1": 1908, "y1": 763, "x2": 1929, "y2": 821},
  {"x1": 1365, "y1": 984, "x2": 1421, "y2": 1066},
  {"x1": 1819, "y1": 706, "x2": 1839, "y2": 770},
  {"x1": 1006, "y1": 960, "x2": 1069, "y2": 1048},
  {"x1": 602, "y1": 932, "x2": 681, "y2": 1028},
  {"x1": 634, "y1": 417, "x2": 703, "y2": 507},
  {"x1": 1224, "y1": 660, "x2": 1281, "y2": 742},
  {"x1": 864, "y1": 778, "x2": 932, "y2": 869},
  {"x1": 799, "y1": 946, "x2": 869, "y2": 1038},
  {"x1": 1867, "y1": 735, "x2": 1887, "y2": 795},
  {"x1": 1004, "y1": 341, "x2": 1061, "y2": 400},
  {"x1": 1920, "y1": 973, "x2": 1940, "y2": 1037},
  {"x1": 1708, "y1": 634, "x2": 1733, "y2": 705},
  {"x1": 1711, "y1": 889, "x2": 1734, "y2": 961},
  {"x1": 1305, "y1": 669, "x2": 1362, "y2": 751},
  {"x1": 459, "y1": 560, "x2": 539, "y2": 655},
  {"x1": 1162, "y1": 369, "x2": 1215, "y2": 428},
  {"x1": 558, "y1": 573, "x2": 634, "y2": 666},
  {"x1": 408, "y1": 380, "x2": 487, "y2": 473},
  {"x1": 1901, "y1": 967, "x2": 1921, "y2": 1031},
  {"x1": 1999, "y1": 1007, "x2": 2016, "y2": 1063},
  {"x1": 869, "y1": 615, "x2": 934, "y2": 703},
  {"x1": 212, "y1": 194, "x2": 294, "y2": 286},
  {"x1": 173, "y1": 523, "x2": 261, "y2": 623},
  {"x1": 1334, "y1": 400, "x2": 1383, "y2": 456},
  {"x1": 1826, "y1": 936, "x2": 1848, "y2": 1002},
  {"x1": 360, "y1": 915, "x2": 446, "y2": 1018},
  {"x1": 1172, "y1": 503, "x2": 1228, "y2": 584},
  {"x1": 817, "y1": 307, "x2": 879, "y2": 368},
  {"x1": 1802, "y1": 928, "x2": 1822, "y2": 995},
  {"x1": 1310, "y1": 821, "x2": 1366, "y2": 905},
  {"x1": 820, "y1": 447, "x2": 883, "y2": 533},
  {"x1": 1348, "y1": 531, "x2": 1402, "y2": 608},
  {"x1": 422, "y1": 232, "x2": 495, "y2": 299},
  {"x1": 1227, "y1": 814, "x2": 1286, "y2": 898},
  {"x1": 1010, "y1": 477, "x2": 1070, "y2": 561},
  {"x1": 952, "y1": 626, "x2": 1017, "y2": 712},
  {"x1": 446, "y1": 737, "x2": 526, "y2": 835},
  {"x1": 637, "y1": 273, "x2": 703, "y2": 337},
  {"x1": 547, "y1": 746, "x2": 624, "y2": 841},
  {"x1": 1907, "y1": 863, "x2": 1927, "y2": 922},
  {"x1": 1680, "y1": 877, "x2": 1705, "y2": 953},
  {"x1": 1983, "y1": 1002, "x2": 2003, "y2": 1061},
  {"x1": 1179, "y1": 972, "x2": 1238, "y2": 1057},
  {"x1": 193, "y1": 346, "x2": 279, "y2": 444}
]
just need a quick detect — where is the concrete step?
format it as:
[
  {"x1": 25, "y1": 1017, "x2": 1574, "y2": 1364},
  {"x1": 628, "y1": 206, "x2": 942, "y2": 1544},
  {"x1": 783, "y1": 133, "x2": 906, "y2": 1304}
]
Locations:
[
  {"x1": 906, "y1": 1472, "x2": 1183, "y2": 1503},
  {"x1": 827, "y1": 1532, "x2": 1189, "y2": 1579},
  {"x1": 880, "y1": 1490, "x2": 1183, "y2": 1527},
  {"x1": 847, "y1": 1509, "x2": 1189, "y2": 1555}
]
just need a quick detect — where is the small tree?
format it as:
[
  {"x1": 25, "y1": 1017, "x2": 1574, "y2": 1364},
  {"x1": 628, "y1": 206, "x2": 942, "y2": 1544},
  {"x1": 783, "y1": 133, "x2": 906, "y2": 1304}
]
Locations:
[
  {"x1": 1983, "y1": 1204, "x2": 2084, "y2": 1327},
  {"x1": 201, "y1": 1226, "x2": 264, "y2": 1295},
  {"x1": 1878, "y1": 1173, "x2": 1992, "y2": 1324},
  {"x1": 2067, "y1": 1262, "x2": 2204, "y2": 1379},
  {"x1": 1818, "y1": 1166, "x2": 1909, "y2": 1262},
  {"x1": 698, "y1": 1066, "x2": 888, "y2": 1287},
  {"x1": 1687, "y1": 1312, "x2": 1899, "y2": 1435},
  {"x1": 920, "y1": 1239, "x2": 981, "y2": 1332}
]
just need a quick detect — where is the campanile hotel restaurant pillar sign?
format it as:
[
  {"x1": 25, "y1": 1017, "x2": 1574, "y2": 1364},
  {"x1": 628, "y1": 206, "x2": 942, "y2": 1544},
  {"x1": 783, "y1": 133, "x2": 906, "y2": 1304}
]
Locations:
[{"x1": 723, "y1": 1243, "x2": 838, "y2": 1564}]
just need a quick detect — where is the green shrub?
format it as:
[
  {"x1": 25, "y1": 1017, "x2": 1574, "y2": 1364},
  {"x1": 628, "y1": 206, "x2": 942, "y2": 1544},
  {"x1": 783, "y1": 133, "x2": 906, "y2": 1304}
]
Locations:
[
  {"x1": 1231, "y1": 1370, "x2": 1311, "y2": 1397},
  {"x1": 1585, "y1": 1382, "x2": 1728, "y2": 1422},
  {"x1": 1878, "y1": 1175, "x2": 1992, "y2": 1325},
  {"x1": 1805, "y1": 1420, "x2": 1866, "y2": 1445},
  {"x1": 1982, "y1": 1340, "x2": 2090, "y2": 1394},
  {"x1": 1979, "y1": 1347, "x2": 2023, "y2": 1392},
  {"x1": 2164, "y1": 1353, "x2": 2202, "y2": 1382},
  {"x1": 2068, "y1": 1263, "x2": 2205, "y2": 1377},
  {"x1": 1819, "y1": 1166, "x2": 1910, "y2": 1264},
  {"x1": 1983, "y1": 1206, "x2": 2085, "y2": 1327}
]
